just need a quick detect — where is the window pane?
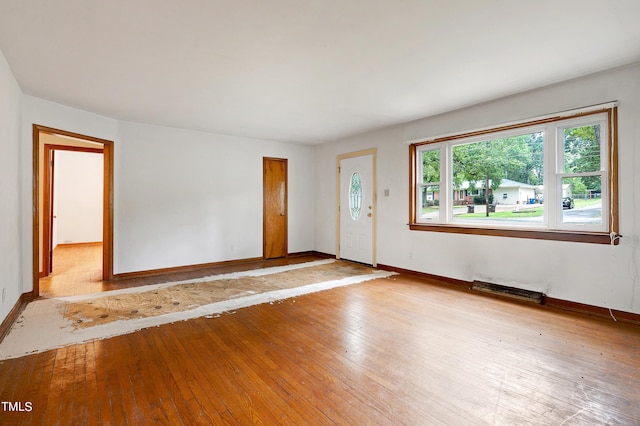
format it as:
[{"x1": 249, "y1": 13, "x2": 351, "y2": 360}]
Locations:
[
  {"x1": 561, "y1": 177, "x2": 602, "y2": 225},
  {"x1": 451, "y1": 132, "x2": 544, "y2": 225},
  {"x1": 422, "y1": 149, "x2": 440, "y2": 184},
  {"x1": 411, "y1": 109, "x2": 614, "y2": 241},
  {"x1": 420, "y1": 185, "x2": 440, "y2": 220},
  {"x1": 349, "y1": 172, "x2": 362, "y2": 220},
  {"x1": 564, "y1": 124, "x2": 601, "y2": 173}
]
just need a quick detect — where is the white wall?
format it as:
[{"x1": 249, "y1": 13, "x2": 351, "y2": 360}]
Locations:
[
  {"x1": 53, "y1": 150, "x2": 103, "y2": 245},
  {"x1": 19, "y1": 96, "x2": 314, "y2": 287},
  {"x1": 314, "y1": 63, "x2": 640, "y2": 315},
  {"x1": 500, "y1": 187, "x2": 535, "y2": 205},
  {"x1": 0, "y1": 50, "x2": 23, "y2": 323},
  {"x1": 115, "y1": 122, "x2": 315, "y2": 274}
]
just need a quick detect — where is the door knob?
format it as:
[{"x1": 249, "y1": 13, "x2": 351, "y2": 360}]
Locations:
[{"x1": 367, "y1": 213, "x2": 372, "y2": 217}]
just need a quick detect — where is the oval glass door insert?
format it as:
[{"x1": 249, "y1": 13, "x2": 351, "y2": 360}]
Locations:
[{"x1": 349, "y1": 172, "x2": 363, "y2": 220}]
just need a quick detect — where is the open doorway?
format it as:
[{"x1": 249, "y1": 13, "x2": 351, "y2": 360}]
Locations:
[
  {"x1": 42, "y1": 146, "x2": 103, "y2": 296},
  {"x1": 32, "y1": 125, "x2": 114, "y2": 298}
]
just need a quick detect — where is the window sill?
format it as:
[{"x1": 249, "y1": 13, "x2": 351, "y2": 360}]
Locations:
[{"x1": 409, "y1": 223, "x2": 617, "y2": 245}]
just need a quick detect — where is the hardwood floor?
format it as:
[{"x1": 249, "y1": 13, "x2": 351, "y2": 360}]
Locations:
[
  {"x1": 39, "y1": 243, "x2": 104, "y2": 297},
  {"x1": 2, "y1": 269, "x2": 639, "y2": 424}
]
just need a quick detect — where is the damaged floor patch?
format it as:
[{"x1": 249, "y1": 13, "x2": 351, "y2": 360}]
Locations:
[{"x1": 0, "y1": 260, "x2": 396, "y2": 360}]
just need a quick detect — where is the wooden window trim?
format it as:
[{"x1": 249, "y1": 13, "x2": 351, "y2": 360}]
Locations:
[
  {"x1": 409, "y1": 107, "x2": 619, "y2": 245},
  {"x1": 408, "y1": 223, "x2": 614, "y2": 244}
]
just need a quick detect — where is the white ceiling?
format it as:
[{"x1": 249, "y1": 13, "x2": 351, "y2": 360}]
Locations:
[{"x1": 1, "y1": 1, "x2": 639, "y2": 144}]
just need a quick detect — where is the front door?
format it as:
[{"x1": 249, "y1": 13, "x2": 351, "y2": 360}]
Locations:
[
  {"x1": 339, "y1": 154, "x2": 374, "y2": 265},
  {"x1": 263, "y1": 158, "x2": 288, "y2": 259}
]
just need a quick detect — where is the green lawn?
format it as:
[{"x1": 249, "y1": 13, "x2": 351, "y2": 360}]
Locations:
[
  {"x1": 456, "y1": 208, "x2": 543, "y2": 219},
  {"x1": 574, "y1": 198, "x2": 601, "y2": 208},
  {"x1": 422, "y1": 198, "x2": 600, "y2": 219},
  {"x1": 423, "y1": 206, "x2": 543, "y2": 218},
  {"x1": 421, "y1": 206, "x2": 439, "y2": 214}
]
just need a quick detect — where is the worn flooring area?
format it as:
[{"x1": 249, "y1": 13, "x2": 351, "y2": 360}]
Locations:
[
  {"x1": 0, "y1": 271, "x2": 639, "y2": 424},
  {"x1": 1, "y1": 259, "x2": 393, "y2": 359},
  {"x1": 64, "y1": 261, "x2": 378, "y2": 328}
]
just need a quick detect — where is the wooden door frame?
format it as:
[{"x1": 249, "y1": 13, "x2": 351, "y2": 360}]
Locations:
[
  {"x1": 33, "y1": 125, "x2": 114, "y2": 297},
  {"x1": 336, "y1": 148, "x2": 377, "y2": 267},
  {"x1": 263, "y1": 157, "x2": 288, "y2": 259},
  {"x1": 42, "y1": 144, "x2": 105, "y2": 278}
]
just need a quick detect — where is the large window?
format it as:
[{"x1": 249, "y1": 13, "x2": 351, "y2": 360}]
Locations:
[{"x1": 409, "y1": 107, "x2": 618, "y2": 244}]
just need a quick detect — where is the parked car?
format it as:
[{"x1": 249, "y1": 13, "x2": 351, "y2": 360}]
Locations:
[{"x1": 562, "y1": 197, "x2": 575, "y2": 209}]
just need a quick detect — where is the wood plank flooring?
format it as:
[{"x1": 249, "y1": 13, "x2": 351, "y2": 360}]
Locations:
[
  {"x1": 2, "y1": 268, "x2": 639, "y2": 425},
  {"x1": 39, "y1": 243, "x2": 104, "y2": 297}
]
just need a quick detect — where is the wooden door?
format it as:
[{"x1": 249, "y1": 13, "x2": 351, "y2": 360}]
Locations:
[
  {"x1": 43, "y1": 148, "x2": 55, "y2": 276},
  {"x1": 263, "y1": 158, "x2": 288, "y2": 259}
]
